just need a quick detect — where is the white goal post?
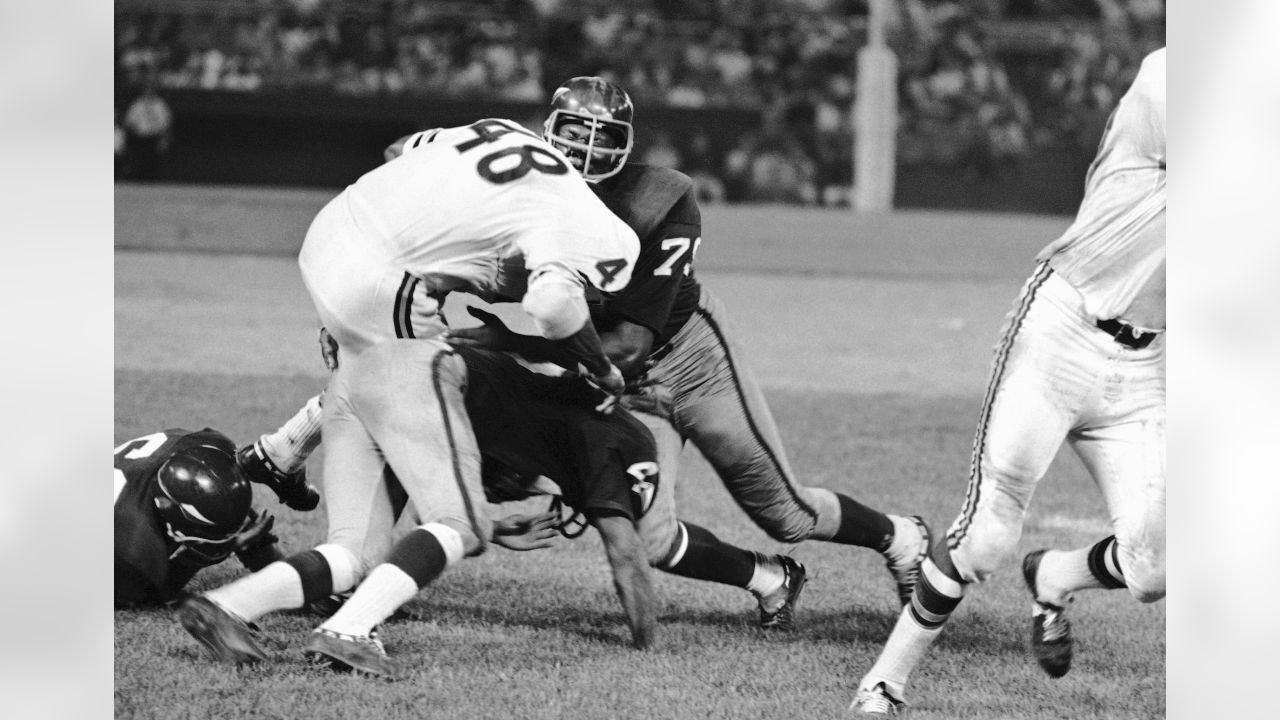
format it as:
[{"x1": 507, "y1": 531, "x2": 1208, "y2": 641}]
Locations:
[{"x1": 853, "y1": 0, "x2": 899, "y2": 212}]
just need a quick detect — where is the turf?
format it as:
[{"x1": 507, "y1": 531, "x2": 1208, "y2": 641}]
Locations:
[{"x1": 114, "y1": 369, "x2": 1163, "y2": 720}]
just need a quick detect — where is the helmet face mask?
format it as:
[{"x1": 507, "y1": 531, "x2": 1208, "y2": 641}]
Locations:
[
  {"x1": 154, "y1": 444, "x2": 252, "y2": 545},
  {"x1": 543, "y1": 76, "x2": 635, "y2": 182}
]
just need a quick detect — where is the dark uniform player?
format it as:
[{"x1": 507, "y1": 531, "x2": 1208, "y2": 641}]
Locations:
[
  {"x1": 452, "y1": 77, "x2": 932, "y2": 620},
  {"x1": 458, "y1": 345, "x2": 659, "y2": 526},
  {"x1": 114, "y1": 428, "x2": 282, "y2": 607}
]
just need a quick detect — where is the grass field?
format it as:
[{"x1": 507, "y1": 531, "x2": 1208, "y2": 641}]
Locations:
[{"x1": 114, "y1": 187, "x2": 1163, "y2": 719}]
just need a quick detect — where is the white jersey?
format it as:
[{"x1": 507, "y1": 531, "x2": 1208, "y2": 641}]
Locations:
[
  {"x1": 1037, "y1": 48, "x2": 1166, "y2": 328},
  {"x1": 298, "y1": 118, "x2": 638, "y2": 354},
  {"x1": 328, "y1": 119, "x2": 637, "y2": 295}
]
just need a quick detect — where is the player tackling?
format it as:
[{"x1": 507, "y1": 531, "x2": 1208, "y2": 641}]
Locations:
[
  {"x1": 176, "y1": 117, "x2": 646, "y2": 670},
  {"x1": 849, "y1": 47, "x2": 1166, "y2": 716}
]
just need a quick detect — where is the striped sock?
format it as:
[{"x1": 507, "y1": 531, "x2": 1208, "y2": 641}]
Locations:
[
  {"x1": 863, "y1": 545, "x2": 967, "y2": 698},
  {"x1": 1036, "y1": 536, "x2": 1126, "y2": 606},
  {"x1": 259, "y1": 393, "x2": 324, "y2": 474}
]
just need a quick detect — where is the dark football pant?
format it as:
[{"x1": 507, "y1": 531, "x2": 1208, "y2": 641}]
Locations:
[{"x1": 628, "y1": 286, "x2": 841, "y2": 544}]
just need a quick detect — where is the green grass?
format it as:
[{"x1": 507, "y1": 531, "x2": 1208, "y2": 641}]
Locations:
[{"x1": 115, "y1": 369, "x2": 1164, "y2": 720}]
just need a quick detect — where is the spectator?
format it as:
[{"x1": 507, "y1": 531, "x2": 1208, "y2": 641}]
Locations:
[{"x1": 121, "y1": 81, "x2": 173, "y2": 181}]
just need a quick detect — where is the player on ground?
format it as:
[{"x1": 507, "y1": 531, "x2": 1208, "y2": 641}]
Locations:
[
  {"x1": 176, "y1": 117, "x2": 644, "y2": 672},
  {"x1": 848, "y1": 48, "x2": 1166, "y2": 716},
  {"x1": 115, "y1": 428, "x2": 282, "y2": 607},
  {"x1": 447, "y1": 77, "x2": 931, "y2": 619}
]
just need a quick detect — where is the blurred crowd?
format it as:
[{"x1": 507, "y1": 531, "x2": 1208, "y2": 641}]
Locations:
[{"x1": 115, "y1": 0, "x2": 1164, "y2": 203}]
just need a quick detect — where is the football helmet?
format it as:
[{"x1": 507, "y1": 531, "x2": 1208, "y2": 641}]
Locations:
[
  {"x1": 543, "y1": 76, "x2": 635, "y2": 182},
  {"x1": 155, "y1": 443, "x2": 252, "y2": 545}
]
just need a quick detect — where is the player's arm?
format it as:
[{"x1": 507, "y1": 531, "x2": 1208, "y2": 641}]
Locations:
[
  {"x1": 521, "y1": 262, "x2": 624, "y2": 392},
  {"x1": 590, "y1": 511, "x2": 658, "y2": 650}
]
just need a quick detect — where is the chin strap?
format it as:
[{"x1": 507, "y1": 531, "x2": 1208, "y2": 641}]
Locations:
[{"x1": 548, "y1": 496, "x2": 589, "y2": 539}]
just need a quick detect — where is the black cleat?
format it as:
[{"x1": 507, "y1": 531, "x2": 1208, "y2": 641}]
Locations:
[
  {"x1": 1023, "y1": 549, "x2": 1074, "y2": 678},
  {"x1": 236, "y1": 442, "x2": 320, "y2": 511},
  {"x1": 758, "y1": 555, "x2": 808, "y2": 631},
  {"x1": 178, "y1": 595, "x2": 270, "y2": 665}
]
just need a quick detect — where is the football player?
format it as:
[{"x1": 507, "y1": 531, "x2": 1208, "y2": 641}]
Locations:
[
  {"x1": 114, "y1": 428, "x2": 282, "y2": 607},
  {"x1": 849, "y1": 48, "x2": 1166, "y2": 716},
  {"x1": 447, "y1": 77, "x2": 931, "y2": 619},
  {"x1": 176, "y1": 117, "x2": 644, "y2": 674}
]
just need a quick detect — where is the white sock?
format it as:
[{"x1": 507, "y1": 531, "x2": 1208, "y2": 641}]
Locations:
[
  {"x1": 884, "y1": 514, "x2": 923, "y2": 563},
  {"x1": 1035, "y1": 547, "x2": 1107, "y2": 607},
  {"x1": 206, "y1": 561, "x2": 304, "y2": 624},
  {"x1": 259, "y1": 394, "x2": 324, "y2": 474},
  {"x1": 860, "y1": 605, "x2": 943, "y2": 701},
  {"x1": 320, "y1": 564, "x2": 418, "y2": 637},
  {"x1": 746, "y1": 553, "x2": 785, "y2": 598}
]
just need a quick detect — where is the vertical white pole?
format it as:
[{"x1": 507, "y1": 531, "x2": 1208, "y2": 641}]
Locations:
[{"x1": 854, "y1": 0, "x2": 899, "y2": 212}]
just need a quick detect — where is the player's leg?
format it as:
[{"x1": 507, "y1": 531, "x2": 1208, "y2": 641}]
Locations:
[
  {"x1": 852, "y1": 263, "x2": 1079, "y2": 713},
  {"x1": 312, "y1": 341, "x2": 489, "y2": 673},
  {"x1": 238, "y1": 392, "x2": 323, "y2": 510},
  {"x1": 1022, "y1": 357, "x2": 1165, "y2": 678},
  {"x1": 181, "y1": 362, "x2": 393, "y2": 662},
  {"x1": 630, "y1": 408, "x2": 809, "y2": 629},
  {"x1": 658, "y1": 288, "x2": 928, "y2": 601}
]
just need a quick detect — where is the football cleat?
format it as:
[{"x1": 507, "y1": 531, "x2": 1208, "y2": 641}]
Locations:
[
  {"x1": 236, "y1": 442, "x2": 320, "y2": 511},
  {"x1": 304, "y1": 628, "x2": 399, "y2": 680},
  {"x1": 1023, "y1": 549, "x2": 1074, "y2": 678},
  {"x1": 847, "y1": 682, "x2": 906, "y2": 717},
  {"x1": 758, "y1": 555, "x2": 807, "y2": 631},
  {"x1": 177, "y1": 595, "x2": 270, "y2": 665},
  {"x1": 885, "y1": 516, "x2": 931, "y2": 606}
]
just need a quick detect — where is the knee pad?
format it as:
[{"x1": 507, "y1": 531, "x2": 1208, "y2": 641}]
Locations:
[
  {"x1": 1118, "y1": 544, "x2": 1166, "y2": 603},
  {"x1": 948, "y1": 524, "x2": 1018, "y2": 585}
]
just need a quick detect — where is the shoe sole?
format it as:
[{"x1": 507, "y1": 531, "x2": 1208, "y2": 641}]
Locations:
[{"x1": 178, "y1": 600, "x2": 268, "y2": 664}]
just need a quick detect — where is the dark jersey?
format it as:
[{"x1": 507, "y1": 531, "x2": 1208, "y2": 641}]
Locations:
[
  {"x1": 454, "y1": 346, "x2": 658, "y2": 521},
  {"x1": 114, "y1": 428, "x2": 275, "y2": 607},
  {"x1": 588, "y1": 164, "x2": 702, "y2": 349}
]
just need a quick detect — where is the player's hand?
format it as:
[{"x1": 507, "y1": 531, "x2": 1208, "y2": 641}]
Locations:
[
  {"x1": 583, "y1": 363, "x2": 625, "y2": 414},
  {"x1": 231, "y1": 509, "x2": 278, "y2": 553},
  {"x1": 318, "y1": 327, "x2": 340, "y2": 371},
  {"x1": 447, "y1": 306, "x2": 516, "y2": 350},
  {"x1": 492, "y1": 511, "x2": 560, "y2": 551}
]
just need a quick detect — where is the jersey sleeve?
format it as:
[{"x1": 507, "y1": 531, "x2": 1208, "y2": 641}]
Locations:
[
  {"x1": 601, "y1": 189, "x2": 701, "y2": 336},
  {"x1": 518, "y1": 207, "x2": 640, "y2": 295}
]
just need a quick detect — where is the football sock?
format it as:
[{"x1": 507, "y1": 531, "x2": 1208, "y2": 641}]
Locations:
[
  {"x1": 259, "y1": 393, "x2": 324, "y2": 474},
  {"x1": 320, "y1": 529, "x2": 449, "y2": 637},
  {"x1": 863, "y1": 542, "x2": 967, "y2": 699},
  {"x1": 320, "y1": 564, "x2": 418, "y2": 638},
  {"x1": 1035, "y1": 535, "x2": 1126, "y2": 607},
  {"x1": 829, "y1": 492, "x2": 896, "y2": 550},
  {"x1": 661, "y1": 522, "x2": 758, "y2": 589},
  {"x1": 883, "y1": 514, "x2": 925, "y2": 564},
  {"x1": 745, "y1": 553, "x2": 787, "y2": 599},
  {"x1": 206, "y1": 561, "x2": 304, "y2": 623},
  {"x1": 284, "y1": 549, "x2": 335, "y2": 606}
]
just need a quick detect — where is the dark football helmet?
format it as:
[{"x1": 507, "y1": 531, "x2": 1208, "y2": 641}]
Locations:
[
  {"x1": 154, "y1": 443, "x2": 253, "y2": 545},
  {"x1": 543, "y1": 76, "x2": 635, "y2": 182}
]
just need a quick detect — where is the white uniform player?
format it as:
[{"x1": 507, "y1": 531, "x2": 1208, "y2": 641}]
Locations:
[
  {"x1": 851, "y1": 48, "x2": 1166, "y2": 716},
  {"x1": 177, "y1": 118, "x2": 641, "y2": 675}
]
